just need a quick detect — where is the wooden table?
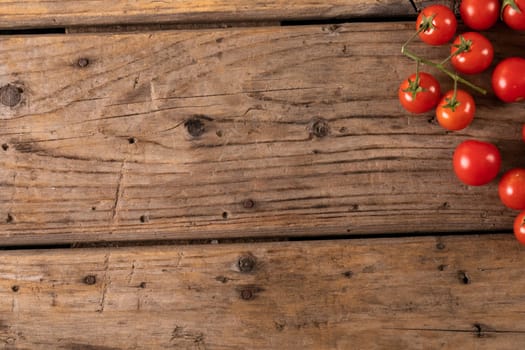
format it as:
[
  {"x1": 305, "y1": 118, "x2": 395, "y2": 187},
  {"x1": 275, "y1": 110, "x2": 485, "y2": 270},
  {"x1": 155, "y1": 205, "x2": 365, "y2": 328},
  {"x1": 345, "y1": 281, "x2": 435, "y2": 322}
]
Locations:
[{"x1": 0, "y1": 0, "x2": 524, "y2": 348}]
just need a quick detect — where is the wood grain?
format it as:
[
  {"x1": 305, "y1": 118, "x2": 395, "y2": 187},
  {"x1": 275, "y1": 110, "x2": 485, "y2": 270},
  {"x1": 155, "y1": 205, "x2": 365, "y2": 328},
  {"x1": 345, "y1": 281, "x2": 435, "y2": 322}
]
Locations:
[
  {"x1": 0, "y1": 234, "x2": 524, "y2": 349},
  {"x1": 0, "y1": 0, "x2": 418, "y2": 29},
  {"x1": 0, "y1": 23, "x2": 524, "y2": 245}
]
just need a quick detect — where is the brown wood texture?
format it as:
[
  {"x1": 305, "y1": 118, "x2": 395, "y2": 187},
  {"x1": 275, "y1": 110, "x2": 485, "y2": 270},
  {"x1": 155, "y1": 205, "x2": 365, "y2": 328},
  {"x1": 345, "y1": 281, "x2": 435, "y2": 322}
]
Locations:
[
  {"x1": 0, "y1": 23, "x2": 524, "y2": 245},
  {"x1": 0, "y1": 0, "x2": 418, "y2": 29},
  {"x1": 0, "y1": 234, "x2": 523, "y2": 349}
]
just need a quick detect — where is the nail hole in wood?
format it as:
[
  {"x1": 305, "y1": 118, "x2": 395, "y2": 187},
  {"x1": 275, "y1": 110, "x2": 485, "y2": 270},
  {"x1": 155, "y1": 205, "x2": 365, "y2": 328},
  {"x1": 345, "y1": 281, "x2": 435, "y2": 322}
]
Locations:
[
  {"x1": 11, "y1": 285, "x2": 19, "y2": 292},
  {"x1": 437, "y1": 264, "x2": 447, "y2": 271},
  {"x1": 458, "y1": 270, "x2": 471, "y2": 284},
  {"x1": 222, "y1": 212, "x2": 228, "y2": 219},
  {"x1": 311, "y1": 119, "x2": 329, "y2": 138},
  {"x1": 6, "y1": 213, "x2": 14, "y2": 223},
  {"x1": 238, "y1": 254, "x2": 256, "y2": 273},
  {"x1": 343, "y1": 270, "x2": 354, "y2": 278},
  {"x1": 185, "y1": 117, "x2": 205, "y2": 137},
  {"x1": 128, "y1": 137, "x2": 137, "y2": 144},
  {"x1": 139, "y1": 282, "x2": 147, "y2": 288},
  {"x1": 2, "y1": 144, "x2": 8, "y2": 151},
  {"x1": 91, "y1": 206, "x2": 96, "y2": 211},
  {"x1": 77, "y1": 58, "x2": 90, "y2": 68},
  {"x1": 242, "y1": 199, "x2": 255, "y2": 209},
  {"x1": 216, "y1": 130, "x2": 223, "y2": 137},
  {"x1": 240, "y1": 289, "x2": 253, "y2": 300},
  {"x1": 83, "y1": 275, "x2": 97, "y2": 285},
  {"x1": 140, "y1": 215, "x2": 149, "y2": 223},
  {"x1": 436, "y1": 242, "x2": 445, "y2": 250}
]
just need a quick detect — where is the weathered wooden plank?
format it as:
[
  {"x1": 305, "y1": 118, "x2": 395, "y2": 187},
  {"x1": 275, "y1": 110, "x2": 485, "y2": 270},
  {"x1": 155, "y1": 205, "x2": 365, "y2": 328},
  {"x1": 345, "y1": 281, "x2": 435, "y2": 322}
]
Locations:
[
  {"x1": 0, "y1": 23, "x2": 523, "y2": 244},
  {"x1": 0, "y1": 234, "x2": 524, "y2": 348},
  {"x1": 0, "y1": 0, "x2": 419, "y2": 29}
]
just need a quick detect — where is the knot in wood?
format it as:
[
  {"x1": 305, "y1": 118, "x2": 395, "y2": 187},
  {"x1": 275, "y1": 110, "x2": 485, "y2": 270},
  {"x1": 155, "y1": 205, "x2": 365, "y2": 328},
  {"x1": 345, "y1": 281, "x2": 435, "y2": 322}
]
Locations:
[
  {"x1": 312, "y1": 119, "x2": 329, "y2": 138},
  {"x1": 185, "y1": 117, "x2": 205, "y2": 137},
  {"x1": 83, "y1": 275, "x2": 97, "y2": 285},
  {"x1": 0, "y1": 84, "x2": 22, "y2": 107},
  {"x1": 238, "y1": 254, "x2": 256, "y2": 273}
]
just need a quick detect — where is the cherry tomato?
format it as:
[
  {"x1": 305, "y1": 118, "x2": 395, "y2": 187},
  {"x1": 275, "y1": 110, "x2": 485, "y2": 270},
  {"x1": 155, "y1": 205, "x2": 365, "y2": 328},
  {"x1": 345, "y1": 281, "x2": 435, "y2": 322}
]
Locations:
[
  {"x1": 502, "y1": 0, "x2": 525, "y2": 30},
  {"x1": 416, "y1": 5, "x2": 457, "y2": 45},
  {"x1": 499, "y1": 168, "x2": 525, "y2": 210},
  {"x1": 450, "y1": 32, "x2": 494, "y2": 75},
  {"x1": 398, "y1": 72, "x2": 441, "y2": 114},
  {"x1": 436, "y1": 90, "x2": 475, "y2": 131},
  {"x1": 492, "y1": 57, "x2": 525, "y2": 102},
  {"x1": 453, "y1": 140, "x2": 501, "y2": 186},
  {"x1": 460, "y1": 0, "x2": 500, "y2": 30},
  {"x1": 514, "y1": 211, "x2": 525, "y2": 245}
]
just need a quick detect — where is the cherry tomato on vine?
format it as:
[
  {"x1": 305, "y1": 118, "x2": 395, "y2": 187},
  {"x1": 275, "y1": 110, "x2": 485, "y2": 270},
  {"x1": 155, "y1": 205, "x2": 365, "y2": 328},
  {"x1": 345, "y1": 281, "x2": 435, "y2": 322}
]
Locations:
[
  {"x1": 514, "y1": 211, "x2": 525, "y2": 245},
  {"x1": 460, "y1": 0, "x2": 500, "y2": 30},
  {"x1": 398, "y1": 72, "x2": 441, "y2": 113},
  {"x1": 451, "y1": 32, "x2": 494, "y2": 75},
  {"x1": 416, "y1": 5, "x2": 457, "y2": 45},
  {"x1": 492, "y1": 57, "x2": 525, "y2": 103},
  {"x1": 502, "y1": 0, "x2": 525, "y2": 30},
  {"x1": 436, "y1": 90, "x2": 475, "y2": 131},
  {"x1": 453, "y1": 140, "x2": 501, "y2": 186},
  {"x1": 499, "y1": 168, "x2": 525, "y2": 210}
]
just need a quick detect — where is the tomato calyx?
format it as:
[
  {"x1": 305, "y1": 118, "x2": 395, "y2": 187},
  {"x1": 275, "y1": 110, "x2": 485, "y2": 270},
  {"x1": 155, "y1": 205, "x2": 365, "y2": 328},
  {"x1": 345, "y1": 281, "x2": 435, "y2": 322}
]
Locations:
[
  {"x1": 418, "y1": 14, "x2": 437, "y2": 32},
  {"x1": 402, "y1": 76, "x2": 426, "y2": 99},
  {"x1": 501, "y1": 0, "x2": 522, "y2": 19},
  {"x1": 452, "y1": 36, "x2": 473, "y2": 56},
  {"x1": 441, "y1": 96, "x2": 461, "y2": 112}
]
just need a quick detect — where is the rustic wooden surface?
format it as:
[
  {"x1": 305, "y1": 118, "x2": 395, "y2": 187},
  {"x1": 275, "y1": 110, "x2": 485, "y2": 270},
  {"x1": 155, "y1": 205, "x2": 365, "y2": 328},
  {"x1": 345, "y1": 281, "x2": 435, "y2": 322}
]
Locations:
[
  {"x1": 0, "y1": 0, "x2": 419, "y2": 29},
  {"x1": 0, "y1": 23, "x2": 523, "y2": 245},
  {"x1": 0, "y1": 234, "x2": 522, "y2": 349}
]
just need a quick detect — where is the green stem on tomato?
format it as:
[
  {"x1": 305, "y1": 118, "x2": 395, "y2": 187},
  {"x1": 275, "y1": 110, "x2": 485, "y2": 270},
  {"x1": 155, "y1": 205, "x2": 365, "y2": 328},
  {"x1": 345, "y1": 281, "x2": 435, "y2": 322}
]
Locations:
[
  {"x1": 401, "y1": 46, "x2": 487, "y2": 95},
  {"x1": 452, "y1": 78, "x2": 458, "y2": 101}
]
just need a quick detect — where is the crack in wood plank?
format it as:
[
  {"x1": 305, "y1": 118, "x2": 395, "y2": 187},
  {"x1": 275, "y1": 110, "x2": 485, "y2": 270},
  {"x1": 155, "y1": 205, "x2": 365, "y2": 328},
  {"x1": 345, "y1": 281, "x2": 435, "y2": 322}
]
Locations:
[
  {"x1": 97, "y1": 251, "x2": 111, "y2": 313},
  {"x1": 111, "y1": 161, "x2": 126, "y2": 224}
]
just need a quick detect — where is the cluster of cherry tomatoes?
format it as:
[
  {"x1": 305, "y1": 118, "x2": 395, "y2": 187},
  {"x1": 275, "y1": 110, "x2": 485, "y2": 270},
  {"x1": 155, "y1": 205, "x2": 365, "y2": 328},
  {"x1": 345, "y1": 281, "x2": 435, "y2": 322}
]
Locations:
[{"x1": 397, "y1": 1, "x2": 525, "y2": 244}]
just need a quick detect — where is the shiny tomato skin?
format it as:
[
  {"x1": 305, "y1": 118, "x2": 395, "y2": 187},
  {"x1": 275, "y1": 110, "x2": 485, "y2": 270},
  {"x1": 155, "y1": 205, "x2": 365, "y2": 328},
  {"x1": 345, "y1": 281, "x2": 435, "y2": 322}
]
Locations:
[
  {"x1": 453, "y1": 140, "x2": 501, "y2": 186},
  {"x1": 451, "y1": 32, "x2": 494, "y2": 75},
  {"x1": 436, "y1": 90, "x2": 475, "y2": 131},
  {"x1": 416, "y1": 5, "x2": 457, "y2": 45},
  {"x1": 398, "y1": 72, "x2": 441, "y2": 114},
  {"x1": 492, "y1": 57, "x2": 525, "y2": 102},
  {"x1": 460, "y1": 0, "x2": 500, "y2": 30},
  {"x1": 514, "y1": 211, "x2": 525, "y2": 245},
  {"x1": 499, "y1": 169, "x2": 525, "y2": 210},
  {"x1": 502, "y1": 0, "x2": 525, "y2": 30}
]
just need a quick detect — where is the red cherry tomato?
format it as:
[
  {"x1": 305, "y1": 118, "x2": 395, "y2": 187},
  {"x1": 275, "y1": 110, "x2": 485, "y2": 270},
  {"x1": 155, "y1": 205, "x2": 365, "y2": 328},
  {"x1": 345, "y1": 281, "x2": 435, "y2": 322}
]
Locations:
[
  {"x1": 436, "y1": 90, "x2": 476, "y2": 131},
  {"x1": 499, "y1": 168, "x2": 525, "y2": 210},
  {"x1": 450, "y1": 32, "x2": 494, "y2": 75},
  {"x1": 492, "y1": 57, "x2": 525, "y2": 102},
  {"x1": 502, "y1": 0, "x2": 525, "y2": 30},
  {"x1": 453, "y1": 140, "x2": 501, "y2": 186},
  {"x1": 416, "y1": 5, "x2": 457, "y2": 45},
  {"x1": 398, "y1": 72, "x2": 441, "y2": 114},
  {"x1": 460, "y1": 0, "x2": 500, "y2": 30},
  {"x1": 514, "y1": 211, "x2": 525, "y2": 245}
]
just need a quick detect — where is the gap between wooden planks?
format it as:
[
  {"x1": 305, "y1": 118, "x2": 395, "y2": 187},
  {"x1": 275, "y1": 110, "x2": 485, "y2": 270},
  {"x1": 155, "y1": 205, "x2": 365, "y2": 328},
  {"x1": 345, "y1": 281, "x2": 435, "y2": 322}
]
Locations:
[
  {"x1": 0, "y1": 22, "x2": 524, "y2": 245},
  {"x1": 0, "y1": 234, "x2": 524, "y2": 349},
  {"x1": 0, "y1": 0, "x2": 424, "y2": 30}
]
